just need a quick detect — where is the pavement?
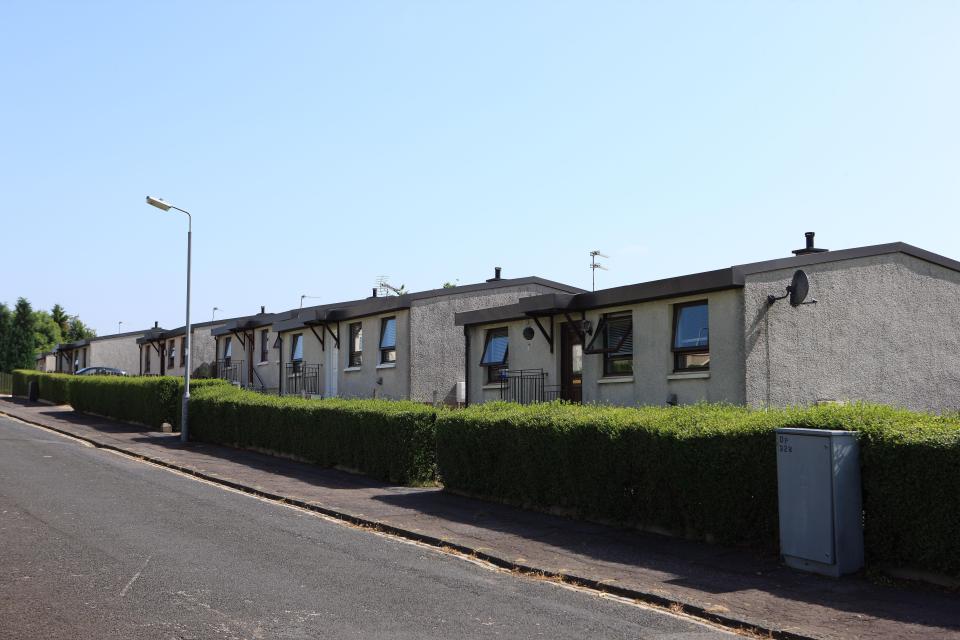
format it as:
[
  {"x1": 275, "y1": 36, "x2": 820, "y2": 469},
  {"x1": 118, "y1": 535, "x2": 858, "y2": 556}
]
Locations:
[{"x1": 1, "y1": 397, "x2": 957, "y2": 640}]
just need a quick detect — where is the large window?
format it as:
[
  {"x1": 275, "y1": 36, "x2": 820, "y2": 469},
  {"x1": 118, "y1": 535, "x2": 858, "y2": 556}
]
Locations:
[
  {"x1": 168, "y1": 339, "x2": 176, "y2": 369},
  {"x1": 672, "y1": 301, "x2": 709, "y2": 371},
  {"x1": 260, "y1": 329, "x2": 269, "y2": 363},
  {"x1": 380, "y1": 317, "x2": 397, "y2": 364},
  {"x1": 291, "y1": 333, "x2": 303, "y2": 362},
  {"x1": 585, "y1": 312, "x2": 634, "y2": 376},
  {"x1": 480, "y1": 328, "x2": 509, "y2": 384},
  {"x1": 348, "y1": 322, "x2": 363, "y2": 367}
]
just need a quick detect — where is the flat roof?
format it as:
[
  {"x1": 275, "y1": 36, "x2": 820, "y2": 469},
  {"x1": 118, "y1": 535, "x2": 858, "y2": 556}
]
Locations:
[{"x1": 455, "y1": 242, "x2": 959, "y2": 326}]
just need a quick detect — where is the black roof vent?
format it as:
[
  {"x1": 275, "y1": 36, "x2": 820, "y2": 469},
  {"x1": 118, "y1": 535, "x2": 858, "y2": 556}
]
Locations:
[
  {"x1": 260, "y1": 305, "x2": 265, "y2": 314},
  {"x1": 154, "y1": 321, "x2": 159, "y2": 328},
  {"x1": 486, "y1": 267, "x2": 502, "y2": 282},
  {"x1": 792, "y1": 232, "x2": 828, "y2": 256},
  {"x1": 371, "y1": 288, "x2": 378, "y2": 298}
]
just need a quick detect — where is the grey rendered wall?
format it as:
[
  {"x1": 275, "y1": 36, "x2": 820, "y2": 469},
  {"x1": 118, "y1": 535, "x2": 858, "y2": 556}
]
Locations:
[
  {"x1": 411, "y1": 284, "x2": 572, "y2": 404},
  {"x1": 89, "y1": 335, "x2": 141, "y2": 374},
  {"x1": 743, "y1": 253, "x2": 960, "y2": 412},
  {"x1": 167, "y1": 326, "x2": 222, "y2": 380},
  {"x1": 467, "y1": 319, "x2": 558, "y2": 404},
  {"x1": 336, "y1": 310, "x2": 411, "y2": 400},
  {"x1": 580, "y1": 289, "x2": 745, "y2": 406}
]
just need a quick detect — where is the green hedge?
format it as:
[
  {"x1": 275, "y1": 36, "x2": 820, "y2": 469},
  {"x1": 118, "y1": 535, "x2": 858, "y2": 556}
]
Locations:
[
  {"x1": 12, "y1": 370, "x2": 73, "y2": 404},
  {"x1": 11, "y1": 370, "x2": 229, "y2": 429},
  {"x1": 436, "y1": 402, "x2": 960, "y2": 577},
  {"x1": 69, "y1": 376, "x2": 229, "y2": 429},
  {"x1": 190, "y1": 384, "x2": 438, "y2": 485}
]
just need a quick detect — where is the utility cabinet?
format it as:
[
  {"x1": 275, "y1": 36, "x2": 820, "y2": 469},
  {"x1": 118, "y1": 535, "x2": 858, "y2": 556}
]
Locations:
[{"x1": 775, "y1": 428, "x2": 864, "y2": 577}]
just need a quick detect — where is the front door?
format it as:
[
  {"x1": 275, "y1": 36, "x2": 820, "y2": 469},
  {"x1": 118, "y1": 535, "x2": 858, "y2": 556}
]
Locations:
[
  {"x1": 246, "y1": 332, "x2": 255, "y2": 387},
  {"x1": 560, "y1": 322, "x2": 583, "y2": 403}
]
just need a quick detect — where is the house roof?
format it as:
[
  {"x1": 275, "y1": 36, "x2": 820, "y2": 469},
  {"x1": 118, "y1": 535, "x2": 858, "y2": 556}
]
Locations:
[
  {"x1": 455, "y1": 242, "x2": 960, "y2": 326},
  {"x1": 271, "y1": 276, "x2": 585, "y2": 333}
]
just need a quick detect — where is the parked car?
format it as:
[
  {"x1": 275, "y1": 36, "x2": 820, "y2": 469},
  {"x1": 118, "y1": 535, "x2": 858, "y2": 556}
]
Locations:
[{"x1": 75, "y1": 367, "x2": 127, "y2": 376}]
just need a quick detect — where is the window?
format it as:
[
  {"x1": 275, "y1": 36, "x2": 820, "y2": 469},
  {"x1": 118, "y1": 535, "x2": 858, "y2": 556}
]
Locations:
[
  {"x1": 260, "y1": 329, "x2": 269, "y2": 363},
  {"x1": 291, "y1": 333, "x2": 303, "y2": 362},
  {"x1": 168, "y1": 340, "x2": 176, "y2": 369},
  {"x1": 348, "y1": 323, "x2": 362, "y2": 367},
  {"x1": 224, "y1": 337, "x2": 233, "y2": 364},
  {"x1": 585, "y1": 312, "x2": 634, "y2": 376},
  {"x1": 144, "y1": 347, "x2": 151, "y2": 373},
  {"x1": 180, "y1": 338, "x2": 186, "y2": 367},
  {"x1": 672, "y1": 301, "x2": 709, "y2": 371},
  {"x1": 480, "y1": 328, "x2": 509, "y2": 384},
  {"x1": 379, "y1": 317, "x2": 397, "y2": 364}
]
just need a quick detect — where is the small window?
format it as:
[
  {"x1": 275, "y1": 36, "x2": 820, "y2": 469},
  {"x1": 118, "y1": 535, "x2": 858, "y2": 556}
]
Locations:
[
  {"x1": 380, "y1": 317, "x2": 397, "y2": 364},
  {"x1": 348, "y1": 322, "x2": 363, "y2": 367},
  {"x1": 673, "y1": 301, "x2": 709, "y2": 371},
  {"x1": 291, "y1": 333, "x2": 303, "y2": 362},
  {"x1": 166, "y1": 340, "x2": 175, "y2": 369},
  {"x1": 584, "y1": 312, "x2": 633, "y2": 376},
  {"x1": 260, "y1": 329, "x2": 269, "y2": 363},
  {"x1": 180, "y1": 337, "x2": 186, "y2": 367},
  {"x1": 144, "y1": 348, "x2": 152, "y2": 373},
  {"x1": 480, "y1": 328, "x2": 509, "y2": 384},
  {"x1": 224, "y1": 336, "x2": 233, "y2": 363}
]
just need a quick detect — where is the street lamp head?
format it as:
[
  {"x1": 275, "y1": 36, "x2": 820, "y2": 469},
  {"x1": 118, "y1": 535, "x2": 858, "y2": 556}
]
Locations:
[{"x1": 145, "y1": 195, "x2": 172, "y2": 211}]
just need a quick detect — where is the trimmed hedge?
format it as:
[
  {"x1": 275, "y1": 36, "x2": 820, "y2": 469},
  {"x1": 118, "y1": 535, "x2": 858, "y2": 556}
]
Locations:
[
  {"x1": 69, "y1": 375, "x2": 229, "y2": 429},
  {"x1": 12, "y1": 370, "x2": 73, "y2": 405},
  {"x1": 190, "y1": 384, "x2": 438, "y2": 485},
  {"x1": 436, "y1": 402, "x2": 960, "y2": 577},
  {"x1": 11, "y1": 370, "x2": 229, "y2": 429}
]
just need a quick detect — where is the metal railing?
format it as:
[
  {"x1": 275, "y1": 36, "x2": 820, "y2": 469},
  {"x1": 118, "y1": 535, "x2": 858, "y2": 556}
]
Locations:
[
  {"x1": 499, "y1": 369, "x2": 559, "y2": 405},
  {"x1": 214, "y1": 359, "x2": 243, "y2": 385},
  {"x1": 285, "y1": 362, "x2": 321, "y2": 396}
]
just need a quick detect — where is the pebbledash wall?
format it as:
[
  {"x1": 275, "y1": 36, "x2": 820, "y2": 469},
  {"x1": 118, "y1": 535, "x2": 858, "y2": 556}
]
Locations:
[
  {"x1": 742, "y1": 250, "x2": 960, "y2": 411},
  {"x1": 459, "y1": 240, "x2": 960, "y2": 413}
]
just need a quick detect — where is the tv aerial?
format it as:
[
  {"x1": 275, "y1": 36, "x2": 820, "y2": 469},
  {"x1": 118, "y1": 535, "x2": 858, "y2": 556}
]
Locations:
[
  {"x1": 589, "y1": 250, "x2": 608, "y2": 291},
  {"x1": 767, "y1": 270, "x2": 817, "y2": 307}
]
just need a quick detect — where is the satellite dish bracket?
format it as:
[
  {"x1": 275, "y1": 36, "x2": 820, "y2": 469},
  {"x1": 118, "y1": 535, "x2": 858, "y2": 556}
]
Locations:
[{"x1": 767, "y1": 270, "x2": 817, "y2": 307}]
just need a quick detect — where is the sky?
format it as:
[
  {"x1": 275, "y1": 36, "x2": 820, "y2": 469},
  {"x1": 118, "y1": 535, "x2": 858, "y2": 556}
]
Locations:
[{"x1": 2, "y1": 1, "x2": 958, "y2": 335}]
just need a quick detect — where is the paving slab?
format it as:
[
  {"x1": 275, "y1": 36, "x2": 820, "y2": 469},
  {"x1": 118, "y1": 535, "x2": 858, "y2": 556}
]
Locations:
[{"x1": 1, "y1": 397, "x2": 957, "y2": 640}]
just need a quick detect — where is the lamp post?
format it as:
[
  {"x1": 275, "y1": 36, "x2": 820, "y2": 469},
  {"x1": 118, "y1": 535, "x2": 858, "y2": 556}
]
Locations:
[
  {"x1": 146, "y1": 196, "x2": 192, "y2": 444},
  {"x1": 118, "y1": 320, "x2": 123, "y2": 334},
  {"x1": 212, "y1": 307, "x2": 219, "y2": 321}
]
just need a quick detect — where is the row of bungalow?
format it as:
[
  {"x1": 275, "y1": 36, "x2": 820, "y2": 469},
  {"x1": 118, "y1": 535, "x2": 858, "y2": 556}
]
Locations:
[{"x1": 40, "y1": 234, "x2": 960, "y2": 413}]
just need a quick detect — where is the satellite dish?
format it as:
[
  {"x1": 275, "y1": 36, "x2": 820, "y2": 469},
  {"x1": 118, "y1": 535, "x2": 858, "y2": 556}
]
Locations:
[
  {"x1": 522, "y1": 326, "x2": 535, "y2": 341},
  {"x1": 767, "y1": 269, "x2": 816, "y2": 307},
  {"x1": 789, "y1": 270, "x2": 809, "y2": 306}
]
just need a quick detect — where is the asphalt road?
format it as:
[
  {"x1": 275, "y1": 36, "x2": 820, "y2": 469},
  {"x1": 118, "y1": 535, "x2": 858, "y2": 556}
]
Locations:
[{"x1": 0, "y1": 415, "x2": 733, "y2": 639}]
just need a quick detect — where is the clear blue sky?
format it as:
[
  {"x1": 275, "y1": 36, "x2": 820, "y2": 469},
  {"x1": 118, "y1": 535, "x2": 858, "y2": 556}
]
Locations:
[{"x1": 2, "y1": 1, "x2": 958, "y2": 335}]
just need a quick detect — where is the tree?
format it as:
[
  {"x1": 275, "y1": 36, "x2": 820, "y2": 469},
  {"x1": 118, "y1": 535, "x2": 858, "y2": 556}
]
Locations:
[
  {"x1": 0, "y1": 303, "x2": 11, "y2": 372},
  {"x1": 51, "y1": 303, "x2": 69, "y2": 336},
  {"x1": 33, "y1": 310, "x2": 63, "y2": 353},
  {"x1": 442, "y1": 281, "x2": 458, "y2": 289},
  {"x1": 66, "y1": 316, "x2": 96, "y2": 341},
  {"x1": 8, "y1": 298, "x2": 36, "y2": 370}
]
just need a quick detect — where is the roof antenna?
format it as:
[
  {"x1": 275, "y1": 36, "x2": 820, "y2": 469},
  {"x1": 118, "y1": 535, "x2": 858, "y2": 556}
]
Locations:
[
  {"x1": 589, "y1": 250, "x2": 608, "y2": 291},
  {"x1": 376, "y1": 276, "x2": 405, "y2": 297}
]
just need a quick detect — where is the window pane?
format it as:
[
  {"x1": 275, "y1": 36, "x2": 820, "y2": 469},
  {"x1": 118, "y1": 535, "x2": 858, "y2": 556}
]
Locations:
[
  {"x1": 224, "y1": 337, "x2": 232, "y2": 358},
  {"x1": 607, "y1": 357, "x2": 633, "y2": 376},
  {"x1": 606, "y1": 315, "x2": 633, "y2": 356},
  {"x1": 678, "y1": 352, "x2": 710, "y2": 369},
  {"x1": 292, "y1": 334, "x2": 303, "y2": 361},
  {"x1": 571, "y1": 344, "x2": 583, "y2": 374},
  {"x1": 674, "y1": 304, "x2": 709, "y2": 349},
  {"x1": 351, "y1": 323, "x2": 362, "y2": 353},
  {"x1": 261, "y1": 330, "x2": 269, "y2": 361},
  {"x1": 481, "y1": 329, "x2": 509, "y2": 365},
  {"x1": 381, "y1": 348, "x2": 397, "y2": 363},
  {"x1": 380, "y1": 317, "x2": 397, "y2": 349}
]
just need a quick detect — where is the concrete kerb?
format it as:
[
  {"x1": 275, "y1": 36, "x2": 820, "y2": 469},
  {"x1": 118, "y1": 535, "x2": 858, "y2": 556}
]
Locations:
[{"x1": 0, "y1": 407, "x2": 811, "y2": 640}]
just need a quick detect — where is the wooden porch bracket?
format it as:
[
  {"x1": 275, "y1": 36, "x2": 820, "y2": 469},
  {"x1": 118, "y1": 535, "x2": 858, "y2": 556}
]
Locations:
[
  {"x1": 309, "y1": 325, "x2": 325, "y2": 350},
  {"x1": 532, "y1": 316, "x2": 554, "y2": 353}
]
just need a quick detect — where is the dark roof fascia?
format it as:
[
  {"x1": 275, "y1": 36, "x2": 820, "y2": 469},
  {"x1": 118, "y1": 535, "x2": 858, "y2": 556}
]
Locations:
[
  {"x1": 135, "y1": 330, "x2": 168, "y2": 345},
  {"x1": 732, "y1": 242, "x2": 960, "y2": 277},
  {"x1": 570, "y1": 268, "x2": 742, "y2": 311},
  {"x1": 455, "y1": 303, "x2": 528, "y2": 327},
  {"x1": 210, "y1": 313, "x2": 290, "y2": 336},
  {"x1": 405, "y1": 277, "x2": 584, "y2": 304},
  {"x1": 55, "y1": 339, "x2": 90, "y2": 352}
]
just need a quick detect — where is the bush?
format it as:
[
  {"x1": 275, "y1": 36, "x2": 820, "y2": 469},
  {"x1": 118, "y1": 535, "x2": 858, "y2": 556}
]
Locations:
[
  {"x1": 69, "y1": 375, "x2": 229, "y2": 429},
  {"x1": 436, "y1": 402, "x2": 960, "y2": 577},
  {"x1": 190, "y1": 384, "x2": 439, "y2": 485},
  {"x1": 12, "y1": 370, "x2": 72, "y2": 404}
]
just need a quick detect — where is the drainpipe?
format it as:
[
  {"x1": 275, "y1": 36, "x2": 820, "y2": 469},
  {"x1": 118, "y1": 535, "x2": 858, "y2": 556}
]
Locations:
[
  {"x1": 277, "y1": 335, "x2": 284, "y2": 397},
  {"x1": 463, "y1": 325, "x2": 470, "y2": 407}
]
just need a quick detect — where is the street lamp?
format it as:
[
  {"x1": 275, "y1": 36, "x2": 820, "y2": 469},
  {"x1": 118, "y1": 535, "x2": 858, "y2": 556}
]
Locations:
[
  {"x1": 146, "y1": 196, "x2": 193, "y2": 444},
  {"x1": 212, "y1": 306, "x2": 219, "y2": 321},
  {"x1": 118, "y1": 320, "x2": 123, "y2": 334}
]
